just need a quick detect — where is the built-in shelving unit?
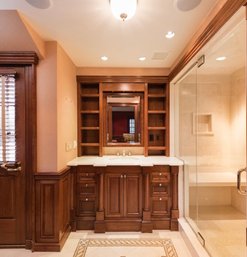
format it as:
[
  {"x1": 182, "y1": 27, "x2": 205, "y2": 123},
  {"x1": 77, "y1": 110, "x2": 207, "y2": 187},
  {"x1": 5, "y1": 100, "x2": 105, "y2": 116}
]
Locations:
[
  {"x1": 78, "y1": 83, "x2": 100, "y2": 156},
  {"x1": 77, "y1": 76, "x2": 169, "y2": 157},
  {"x1": 147, "y1": 83, "x2": 169, "y2": 156}
]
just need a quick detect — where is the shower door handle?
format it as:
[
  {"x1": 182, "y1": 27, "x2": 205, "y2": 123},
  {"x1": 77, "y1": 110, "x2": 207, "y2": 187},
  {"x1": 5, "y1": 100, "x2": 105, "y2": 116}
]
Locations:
[{"x1": 237, "y1": 168, "x2": 247, "y2": 195}]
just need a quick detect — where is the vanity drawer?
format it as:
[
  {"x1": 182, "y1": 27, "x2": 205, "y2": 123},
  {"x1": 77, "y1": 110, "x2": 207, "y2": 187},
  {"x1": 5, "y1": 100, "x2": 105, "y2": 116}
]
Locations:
[
  {"x1": 151, "y1": 196, "x2": 170, "y2": 217},
  {"x1": 78, "y1": 182, "x2": 96, "y2": 195},
  {"x1": 77, "y1": 172, "x2": 96, "y2": 181},
  {"x1": 151, "y1": 172, "x2": 170, "y2": 183},
  {"x1": 151, "y1": 183, "x2": 170, "y2": 196},
  {"x1": 77, "y1": 196, "x2": 97, "y2": 216}
]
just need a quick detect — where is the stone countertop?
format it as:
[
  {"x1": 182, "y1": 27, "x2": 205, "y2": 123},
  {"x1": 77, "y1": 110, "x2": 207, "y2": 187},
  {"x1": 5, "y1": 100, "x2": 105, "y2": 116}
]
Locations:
[{"x1": 67, "y1": 155, "x2": 183, "y2": 167}]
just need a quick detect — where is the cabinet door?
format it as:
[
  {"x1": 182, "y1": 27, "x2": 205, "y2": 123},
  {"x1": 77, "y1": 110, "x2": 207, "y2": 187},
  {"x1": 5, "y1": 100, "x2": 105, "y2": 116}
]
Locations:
[
  {"x1": 105, "y1": 173, "x2": 124, "y2": 218},
  {"x1": 124, "y1": 173, "x2": 142, "y2": 217}
]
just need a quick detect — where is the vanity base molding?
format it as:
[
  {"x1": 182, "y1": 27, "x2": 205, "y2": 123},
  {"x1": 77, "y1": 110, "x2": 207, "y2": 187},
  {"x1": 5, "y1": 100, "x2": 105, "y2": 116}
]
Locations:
[{"x1": 73, "y1": 164, "x2": 179, "y2": 233}]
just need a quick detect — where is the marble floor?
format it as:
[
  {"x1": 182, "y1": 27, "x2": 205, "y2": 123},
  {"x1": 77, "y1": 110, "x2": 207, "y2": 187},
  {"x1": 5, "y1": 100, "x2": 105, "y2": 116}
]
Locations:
[
  {"x1": 0, "y1": 230, "x2": 192, "y2": 257},
  {"x1": 188, "y1": 205, "x2": 246, "y2": 257}
]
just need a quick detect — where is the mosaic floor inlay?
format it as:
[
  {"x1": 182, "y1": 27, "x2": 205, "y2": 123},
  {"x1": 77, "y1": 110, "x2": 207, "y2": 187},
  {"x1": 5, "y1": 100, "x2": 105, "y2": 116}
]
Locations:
[{"x1": 73, "y1": 238, "x2": 178, "y2": 257}]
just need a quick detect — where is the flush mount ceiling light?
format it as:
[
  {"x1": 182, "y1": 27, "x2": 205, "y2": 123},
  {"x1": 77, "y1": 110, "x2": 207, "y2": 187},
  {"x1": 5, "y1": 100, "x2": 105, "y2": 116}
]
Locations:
[
  {"x1": 25, "y1": 0, "x2": 52, "y2": 9},
  {"x1": 110, "y1": 0, "x2": 137, "y2": 21},
  {"x1": 174, "y1": 0, "x2": 201, "y2": 11},
  {"x1": 216, "y1": 56, "x2": 226, "y2": 61}
]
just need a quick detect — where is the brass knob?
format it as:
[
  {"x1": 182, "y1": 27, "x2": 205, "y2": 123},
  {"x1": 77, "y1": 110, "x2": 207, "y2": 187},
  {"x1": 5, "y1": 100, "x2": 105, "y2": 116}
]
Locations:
[
  {"x1": 159, "y1": 173, "x2": 162, "y2": 176},
  {"x1": 85, "y1": 198, "x2": 88, "y2": 201},
  {"x1": 86, "y1": 184, "x2": 88, "y2": 187},
  {"x1": 159, "y1": 183, "x2": 162, "y2": 187},
  {"x1": 159, "y1": 198, "x2": 162, "y2": 201}
]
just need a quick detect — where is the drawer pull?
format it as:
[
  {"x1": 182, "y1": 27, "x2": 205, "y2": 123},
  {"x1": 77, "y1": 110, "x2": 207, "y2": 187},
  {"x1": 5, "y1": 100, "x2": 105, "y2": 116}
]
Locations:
[
  {"x1": 159, "y1": 173, "x2": 162, "y2": 176},
  {"x1": 159, "y1": 183, "x2": 162, "y2": 187},
  {"x1": 86, "y1": 173, "x2": 88, "y2": 176},
  {"x1": 159, "y1": 198, "x2": 162, "y2": 201},
  {"x1": 86, "y1": 184, "x2": 88, "y2": 187},
  {"x1": 124, "y1": 174, "x2": 127, "y2": 178},
  {"x1": 120, "y1": 175, "x2": 123, "y2": 178},
  {"x1": 85, "y1": 198, "x2": 88, "y2": 201}
]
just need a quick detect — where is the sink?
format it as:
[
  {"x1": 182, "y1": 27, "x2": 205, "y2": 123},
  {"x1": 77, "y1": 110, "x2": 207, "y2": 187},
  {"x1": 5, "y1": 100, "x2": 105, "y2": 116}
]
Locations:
[
  {"x1": 109, "y1": 156, "x2": 138, "y2": 161},
  {"x1": 107, "y1": 156, "x2": 140, "y2": 165}
]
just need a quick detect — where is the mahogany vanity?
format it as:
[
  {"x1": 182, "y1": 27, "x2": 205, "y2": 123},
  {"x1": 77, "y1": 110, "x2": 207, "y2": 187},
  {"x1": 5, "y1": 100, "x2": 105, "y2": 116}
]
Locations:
[
  {"x1": 69, "y1": 156, "x2": 182, "y2": 233},
  {"x1": 72, "y1": 77, "x2": 182, "y2": 233}
]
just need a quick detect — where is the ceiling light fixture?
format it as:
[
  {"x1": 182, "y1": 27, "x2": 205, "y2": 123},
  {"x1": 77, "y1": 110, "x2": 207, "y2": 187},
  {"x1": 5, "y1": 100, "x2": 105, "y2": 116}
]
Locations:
[
  {"x1": 101, "y1": 56, "x2": 108, "y2": 61},
  {"x1": 175, "y1": 0, "x2": 201, "y2": 12},
  {"x1": 110, "y1": 0, "x2": 137, "y2": 21},
  {"x1": 138, "y1": 57, "x2": 146, "y2": 61},
  {"x1": 165, "y1": 31, "x2": 175, "y2": 39},
  {"x1": 216, "y1": 56, "x2": 226, "y2": 61}
]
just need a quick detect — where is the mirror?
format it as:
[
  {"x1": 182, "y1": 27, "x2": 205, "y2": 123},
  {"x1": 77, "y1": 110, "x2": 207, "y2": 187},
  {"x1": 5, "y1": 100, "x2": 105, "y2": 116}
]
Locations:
[{"x1": 104, "y1": 93, "x2": 143, "y2": 145}]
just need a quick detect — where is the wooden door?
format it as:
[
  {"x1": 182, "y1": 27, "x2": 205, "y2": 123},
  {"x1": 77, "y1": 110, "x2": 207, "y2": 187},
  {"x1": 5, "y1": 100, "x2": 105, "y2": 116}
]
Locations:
[
  {"x1": 105, "y1": 173, "x2": 123, "y2": 218},
  {"x1": 0, "y1": 55, "x2": 37, "y2": 248},
  {"x1": 124, "y1": 174, "x2": 142, "y2": 217}
]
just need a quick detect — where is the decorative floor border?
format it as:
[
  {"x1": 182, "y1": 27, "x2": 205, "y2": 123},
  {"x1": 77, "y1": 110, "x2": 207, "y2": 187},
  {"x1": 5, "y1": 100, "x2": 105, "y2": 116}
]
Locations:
[{"x1": 73, "y1": 238, "x2": 178, "y2": 257}]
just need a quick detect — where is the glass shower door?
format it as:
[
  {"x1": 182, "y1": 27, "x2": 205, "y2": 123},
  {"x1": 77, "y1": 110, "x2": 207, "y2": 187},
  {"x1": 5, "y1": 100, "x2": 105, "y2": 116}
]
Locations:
[{"x1": 195, "y1": 12, "x2": 247, "y2": 257}]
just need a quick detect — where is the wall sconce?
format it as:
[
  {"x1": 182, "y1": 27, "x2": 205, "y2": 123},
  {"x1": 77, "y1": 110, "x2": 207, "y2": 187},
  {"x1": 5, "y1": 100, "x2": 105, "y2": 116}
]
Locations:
[{"x1": 110, "y1": 0, "x2": 137, "y2": 21}]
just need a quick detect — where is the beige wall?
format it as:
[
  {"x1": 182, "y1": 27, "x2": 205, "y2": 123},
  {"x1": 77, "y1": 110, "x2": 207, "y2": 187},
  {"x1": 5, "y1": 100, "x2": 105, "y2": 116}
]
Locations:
[
  {"x1": 37, "y1": 42, "x2": 77, "y2": 172},
  {"x1": 178, "y1": 68, "x2": 246, "y2": 169},
  {"x1": 57, "y1": 44, "x2": 77, "y2": 171},
  {"x1": 230, "y1": 68, "x2": 246, "y2": 168},
  {"x1": 178, "y1": 74, "x2": 232, "y2": 167},
  {"x1": 37, "y1": 42, "x2": 58, "y2": 172}
]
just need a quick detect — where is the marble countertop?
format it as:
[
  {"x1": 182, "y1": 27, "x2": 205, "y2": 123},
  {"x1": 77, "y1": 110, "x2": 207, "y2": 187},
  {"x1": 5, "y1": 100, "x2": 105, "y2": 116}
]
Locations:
[{"x1": 67, "y1": 155, "x2": 183, "y2": 167}]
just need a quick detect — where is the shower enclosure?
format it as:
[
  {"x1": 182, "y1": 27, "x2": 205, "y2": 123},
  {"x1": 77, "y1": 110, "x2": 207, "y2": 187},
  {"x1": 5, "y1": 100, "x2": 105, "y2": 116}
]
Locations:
[{"x1": 173, "y1": 7, "x2": 247, "y2": 257}]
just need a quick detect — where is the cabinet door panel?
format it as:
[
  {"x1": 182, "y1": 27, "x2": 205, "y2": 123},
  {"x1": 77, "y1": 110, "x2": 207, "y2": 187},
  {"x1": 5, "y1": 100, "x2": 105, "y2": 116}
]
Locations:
[
  {"x1": 105, "y1": 174, "x2": 123, "y2": 217},
  {"x1": 124, "y1": 174, "x2": 142, "y2": 217}
]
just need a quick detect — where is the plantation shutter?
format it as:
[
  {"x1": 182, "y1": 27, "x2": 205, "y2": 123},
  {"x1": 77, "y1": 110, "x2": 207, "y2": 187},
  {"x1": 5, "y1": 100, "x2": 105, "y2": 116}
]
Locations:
[{"x1": 0, "y1": 74, "x2": 16, "y2": 162}]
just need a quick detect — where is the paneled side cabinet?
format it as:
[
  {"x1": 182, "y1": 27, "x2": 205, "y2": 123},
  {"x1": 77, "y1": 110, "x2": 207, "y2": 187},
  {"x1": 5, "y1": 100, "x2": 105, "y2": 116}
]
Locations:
[{"x1": 74, "y1": 165, "x2": 179, "y2": 232}]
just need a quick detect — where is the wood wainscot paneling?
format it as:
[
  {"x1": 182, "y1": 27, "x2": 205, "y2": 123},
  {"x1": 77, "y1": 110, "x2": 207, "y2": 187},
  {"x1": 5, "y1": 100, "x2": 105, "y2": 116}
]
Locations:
[{"x1": 33, "y1": 167, "x2": 73, "y2": 251}]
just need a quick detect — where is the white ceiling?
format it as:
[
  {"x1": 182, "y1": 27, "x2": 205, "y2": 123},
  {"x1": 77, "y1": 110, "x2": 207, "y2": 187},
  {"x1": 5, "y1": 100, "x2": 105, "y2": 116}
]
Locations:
[{"x1": 0, "y1": 0, "x2": 219, "y2": 68}]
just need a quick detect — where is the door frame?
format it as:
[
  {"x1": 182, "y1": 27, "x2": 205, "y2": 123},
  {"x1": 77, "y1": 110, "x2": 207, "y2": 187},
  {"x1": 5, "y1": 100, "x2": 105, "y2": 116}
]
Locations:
[{"x1": 0, "y1": 52, "x2": 38, "y2": 249}]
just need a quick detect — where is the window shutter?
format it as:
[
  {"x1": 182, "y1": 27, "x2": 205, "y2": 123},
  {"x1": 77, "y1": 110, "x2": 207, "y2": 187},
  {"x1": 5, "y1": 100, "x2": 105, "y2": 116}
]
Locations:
[{"x1": 0, "y1": 75, "x2": 16, "y2": 162}]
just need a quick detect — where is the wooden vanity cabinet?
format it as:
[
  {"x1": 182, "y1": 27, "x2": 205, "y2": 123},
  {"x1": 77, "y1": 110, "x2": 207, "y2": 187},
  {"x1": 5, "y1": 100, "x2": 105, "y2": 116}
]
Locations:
[
  {"x1": 104, "y1": 167, "x2": 142, "y2": 230},
  {"x1": 74, "y1": 165, "x2": 179, "y2": 232}
]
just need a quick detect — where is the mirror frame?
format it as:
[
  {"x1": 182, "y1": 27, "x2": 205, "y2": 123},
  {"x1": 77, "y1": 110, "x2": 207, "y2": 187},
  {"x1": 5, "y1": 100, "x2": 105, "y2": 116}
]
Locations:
[{"x1": 103, "y1": 92, "x2": 144, "y2": 146}]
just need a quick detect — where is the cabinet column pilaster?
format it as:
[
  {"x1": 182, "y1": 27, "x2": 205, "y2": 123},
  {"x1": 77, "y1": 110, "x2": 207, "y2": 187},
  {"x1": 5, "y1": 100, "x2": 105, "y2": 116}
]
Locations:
[
  {"x1": 95, "y1": 169, "x2": 105, "y2": 232},
  {"x1": 170, "y1": 166, "x2": 179, "y2": 230},
  {"x1": 142, "y1": 168, "x2": 152, "y2": 232}
]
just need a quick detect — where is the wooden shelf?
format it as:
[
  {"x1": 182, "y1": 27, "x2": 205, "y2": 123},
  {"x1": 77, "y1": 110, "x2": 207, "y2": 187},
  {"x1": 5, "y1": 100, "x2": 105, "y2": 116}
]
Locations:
[
  {"x1": 81, "y1": 110, "x2": 99, "y2": 114},
  {"x1": 148, "y1": 94, "x2": 166, "y2": 98},
  {"x1": 80, "y1": 127, "x2": 99, "y2": 130},
  {"x1": 148, "y1": 110, "x2": 166, "y2": 114},
  {"x1": 81, "y1": 94, "x2": 99, "y2": 97},
  {"x1": 80, "y1": 143, "x2": 99, "y2": 146},
  {"x1": 148, "y1": 146, "x2": 166, "y2": 150},
  {"x1": 148, "y1": 127, "x2": 166, "y2": 130}
]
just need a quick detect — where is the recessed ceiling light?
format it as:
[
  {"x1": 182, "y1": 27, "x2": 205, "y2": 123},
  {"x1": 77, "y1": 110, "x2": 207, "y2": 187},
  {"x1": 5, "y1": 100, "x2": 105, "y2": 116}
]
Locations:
[
  {"x1": 26, "y1": 0, "x2": 52, "y2": 9},
  {"x1": 165, "y1": 31, "x2": 175, "y2": 39},
  {"x1": 139, "y1": 57, "x2": 146, "y2": 61},
  {"x1": 101, "y1": 56, "x2": 108, "y2": 61},
  {"x1": 216, "y1": 56, "x2": 226, "y2": 61}
]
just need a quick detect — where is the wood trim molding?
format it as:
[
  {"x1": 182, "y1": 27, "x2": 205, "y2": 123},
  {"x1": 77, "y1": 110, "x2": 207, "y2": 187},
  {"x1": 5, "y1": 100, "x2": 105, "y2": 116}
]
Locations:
[
  {"x1": 0, "y1": 52, "x2": 38, "y2": 65},
  {"x1": 33, "y1": 167, "x2": 73, "y2": 251},
  {"x1": 169, "y1": 0, "x2": 247, "y2": 81},
  {"x1": 77, "y1": 75, "x2": 168, "y2": 84}
]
